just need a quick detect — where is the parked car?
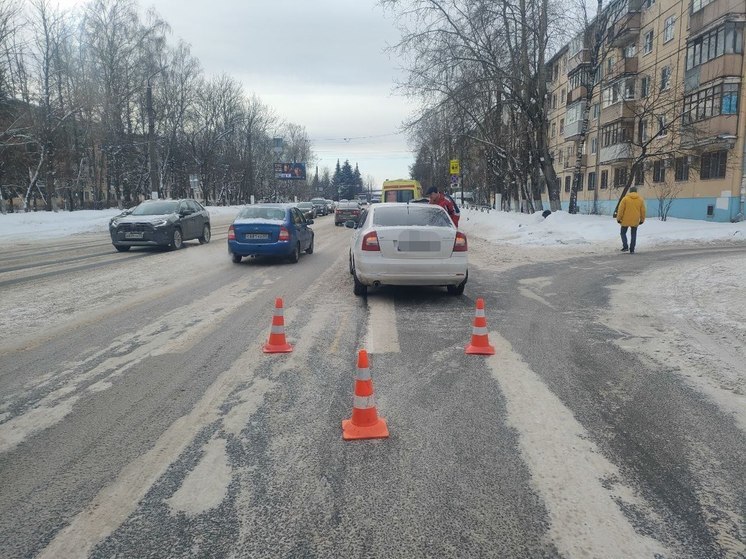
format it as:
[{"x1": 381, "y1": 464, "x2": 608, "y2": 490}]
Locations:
[
  {"x1": 347, "y1": 202, "x2": 468, "y2": 296},
  {"x1": 109, "y1": 199, "x2": 210, "y2": 252},
  {"x1": 335, "y1": 201, "x2": 362, "y2": 226},
  {"x1": 310, "y1": 198, "x2": 328, "y2": 216},
  {"x1": 325, "y1": 199, "x2": 335, "y2": 213},
  {"x1": 296, "y1": 202, "x2": 317, "y2": 220},
  {"x1": 228, "y1": 204, "x2": 314, "y2": 264}
]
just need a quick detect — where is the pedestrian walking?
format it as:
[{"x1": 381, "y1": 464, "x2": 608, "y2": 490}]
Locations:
[{"x1": 616, "y1": 186, "x2": 646, "y2": 253}]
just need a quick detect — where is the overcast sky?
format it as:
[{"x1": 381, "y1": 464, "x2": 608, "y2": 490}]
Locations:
[{"x1": 61, "y1": 0, "x2": 418, "y2": 188}]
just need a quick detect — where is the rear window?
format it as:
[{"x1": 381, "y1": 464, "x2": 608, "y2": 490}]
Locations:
[
  {"x1": 372, "y1": 205, "x2": 453, "y2": 227},
  {"x1": 337, "y1": 203, "x2": 360, "y2": 210},
  {"x1": 383, "y1": 190, "x2": 415, "y2": 203},
  {"x1": 237, "y1": 207, "x2": 286, "y2": 220}
]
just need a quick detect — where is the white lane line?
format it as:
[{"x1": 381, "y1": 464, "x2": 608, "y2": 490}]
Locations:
[
  {"x1": 364, "y1": 298, "x2": 400, "y2": 353},
  {"x1": 486, "y1": 332, "x2": 669, "y2": 559}
]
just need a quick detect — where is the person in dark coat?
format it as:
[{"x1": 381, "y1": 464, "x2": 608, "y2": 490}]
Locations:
[{"x1": 616, "y1": 186, "x2": 646, "y2": 253}]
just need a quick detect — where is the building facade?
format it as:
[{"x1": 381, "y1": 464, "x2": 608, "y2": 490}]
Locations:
[{"x1": 547, "y1": 0, "x2": 745, "y2": 222}]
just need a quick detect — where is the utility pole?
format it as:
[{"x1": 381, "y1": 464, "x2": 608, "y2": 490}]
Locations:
[{"x1": 147, "y1": 79, "x2": 159, "y2": 199}]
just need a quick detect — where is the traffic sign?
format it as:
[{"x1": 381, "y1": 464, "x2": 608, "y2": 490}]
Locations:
[{"x1": 450, "y1": 159, "x2": 460, "y2": 175}]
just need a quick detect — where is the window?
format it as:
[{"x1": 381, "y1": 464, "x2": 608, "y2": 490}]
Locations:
[
  {"x1": 566, "y1": 102, "x2": 583, "y2": 126},
  {"x1": 601, "y1": 170, "x2": 609, "y2": 189},
  {"x1": 675, "y1": 157, "x2": 689, "y2": 181},
  {"x1": 577, "y1": 175, "x2": 584, "y2": 191},
  {"x1": 657, "y1": 114, "x2": 667, "y2": 137},
  {"x1": 643, "y1": 31, "x2": 654, "y2": 54},
  {"x1": 638, "y1": 118, "x2": 649, "y2": 143},
  {"x1": 602, "y1": 122, "x2": 632, "y2": 147},
  {"x1": 552, "y1": 94, "x2": 557, "y2": 109},
  {"x1": 551, "y1": 122, "x2": 556, "y2": 138},
  {"x1": 614, "y1": 167, "x2": 628, "y2": 187},
  {"x1": 602, "y1": 82, "x2": 621, "y2": 107},
  {"x1": 592, "y1": 103, "x2": 600, "y2": 120},
  {"x1": 588, "y1": 171, "x2": 597, "y2": 190},
  {"x1": 606, "y1": 56, "x2": 615, "y2": 75},
  {"x1": 700, "y1": 150, "x2": 727, "y2": 179},
  {"x1": 624, "y1": 78, "x2": 636, "y2": 100},
  {"x1": 660, "y1": 66, "x2": 671, "y2": 91},
  {"x1": 686, "y1": 22, "x2": 744, "y2": 71},
  {"x1": 569, "y1": 34, "x2": 585, "y2": 56},
  {"x1": 644, "y1": 0, "x2": 655, "y2": 8},
  {"x1": 560, "y1": 89, "x2": 566, "y2": 104},
  {"x1": 640, "y1": 76, "x2": 650, "y2": 98},
  {"x1": 706, "y1": 204, "x2": 715, "y2": 216},
  {"x1": 684, "y1": 84, "x2": 740, "y2": 122},
  {"x1": 653, "y1": 160, "x2": 666, "y2": 182},
  {"x1": 558, "y1": 149, "x2": 563, "y2": 164},
  {"x1": 691, "y1": 0, "x2": 714, "y2": 14},
  {"x1": 664, "y1": 17, "x2": 676, "y2": 43},
  {"x1": 634, "y1": 165, "x2": 645, "y2": 185},
  {"x1": 560, "y1": 118, "x2": 565, "y2": 135},
  {"x1": 565, "y1": 176, "x2": 572, "y2": 192},
  {"x1": 591, "y1": 136, "x2": 598, "y2": 154},
  {"x1": 624, "y1": 45, "x2": 637, "y2": 58}
]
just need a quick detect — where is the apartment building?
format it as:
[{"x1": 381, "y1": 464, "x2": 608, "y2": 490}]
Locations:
[{"x1": 546, "y1": 0, "x2": 745, "y2": 222}]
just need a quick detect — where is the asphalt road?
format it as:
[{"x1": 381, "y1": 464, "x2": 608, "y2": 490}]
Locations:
[{"x1": 0, "y1": 214, "x2": 744, "y2": 559}]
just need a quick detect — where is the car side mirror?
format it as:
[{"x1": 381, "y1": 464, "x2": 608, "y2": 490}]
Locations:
[{"x1": 307, "y1": 219, "x2": 314, "y2": 225}]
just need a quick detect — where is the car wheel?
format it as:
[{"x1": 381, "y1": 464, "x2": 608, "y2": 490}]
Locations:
[
  {"x1": 232, "y1": 253, "x2": 242, "y2": 263},
  {"x1": 447, "y1": 272, "x2": 468, "y2": 296},
  {"x1": 305, "y1": 235, "x2": 314, "y2": 254},
  {"x1": 114, "y1": 245, "x2": 130, "y2": 252},
  {"x1": 170, "y1": 228, "x2": 183, "y2": 250},
  {"x1": 289, "y1": 243, "x2": 300, "y2": 263},
  {"x1": 353, "y1": 271, "x2": 367, "y2": 296},
  {"x1": 198, "y1": 224, "x2": 211, "y2": 244}
]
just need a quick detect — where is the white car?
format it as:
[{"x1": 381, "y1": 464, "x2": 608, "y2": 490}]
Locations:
[{"x1": 347, "y1": 202, "x2": 468, "y2": 296}]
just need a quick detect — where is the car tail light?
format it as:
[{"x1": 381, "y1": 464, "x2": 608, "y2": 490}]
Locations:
[
  {"x1": 352, "y1": 210, "x2": 359, "y2": 215},
  {"x1": 228, "y1": 225, "x2": 236, "y2": 240},
  {"x1": 362, "y1": 231, "x2": 380, "y2": 251},
  {"x1": 278, "y1": 226, "x2": 290, "y2": 241},
  {"x1": 453, "y1": 231, "x2": 468, "y2": 252}
]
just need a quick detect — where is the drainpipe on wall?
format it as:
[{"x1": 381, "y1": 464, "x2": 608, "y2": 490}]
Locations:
[{"x1": 738, "y1": 134, "x2": 746, "y2": 221}]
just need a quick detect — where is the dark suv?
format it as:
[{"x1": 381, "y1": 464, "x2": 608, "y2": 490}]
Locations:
[{"x1": 109, "y1": 199, "x2": 211, "y2": 251}]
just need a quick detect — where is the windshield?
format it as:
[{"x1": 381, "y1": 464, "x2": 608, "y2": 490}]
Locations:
[
  {"x1": 372, "y1": 205, "x2": 453, "y2": 227},
  {"x1": 131, "y1": 201, "x2": 180, "y2": 216},
  {"x1": 298, "y1": 203, "x2": 313, "y2": 209},
  {"x1": 310, "y1": 199, "x2": 325, "y2": 204},
  {"x1": 237, "y1": 207, "x2": 286, "y2": 220}
]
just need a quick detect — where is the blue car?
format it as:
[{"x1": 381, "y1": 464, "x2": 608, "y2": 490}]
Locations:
[{"x1": 228, "y1": 204, "x2": 314, "y2": 264}]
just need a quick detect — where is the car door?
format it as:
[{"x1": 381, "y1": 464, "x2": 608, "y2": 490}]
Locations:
[
  {"x1": 292, "y1": 208, "x2": 310, "y2": 250},
  {"x1": 188, "y1": 200, "x2": 207, "y2": 236}
]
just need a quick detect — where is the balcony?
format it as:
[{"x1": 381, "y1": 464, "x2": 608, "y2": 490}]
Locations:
[
  {"x1": 564, "y1": 118, "x2": 584, "y2": 139},
  {"x1": 563, "y1": 154, "x2": 588, "y2": 169},
  {"x1": 685, "y1": 54, "x2": 744, "y2": 92},
  {"x1": 567, "y1": 48, "x2": 591, "y2": 74},
  {"x1": 689, "y1": 0, "x2": 746, "y2": 35},
  {"x1": 567, "y1": 85, "x2": 588, "y2": 106},
  {"x1": 682, "y1": 115, "x2": 739, "y2": 147},
  {"x1": 600, "y1": 101, "x2": 636, "y2": 125},
  {"x1": 607, "y1": 57, "x2": 638, "y2": 80},
  {"x1": 608, "y1": 0, "x2": 642, "y2": 47},
  {"x1": 599, "y1": 142, "x2": 634, "y2": 163}
]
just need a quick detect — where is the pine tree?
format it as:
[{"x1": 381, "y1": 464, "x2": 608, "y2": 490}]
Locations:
[
  {"x1": 331, "y1": 159, "x2": 343, "y2": 197},
  {"x1": 353, "y1": 163, "x2": 362, "y2": 195}
]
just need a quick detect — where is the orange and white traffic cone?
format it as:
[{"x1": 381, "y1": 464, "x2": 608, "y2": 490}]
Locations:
[
  {"x1": 465, "y1": 298, "x2": 495, "y2": 355},
  {"x1": 342, "y1": 349, "x2": 389, "y2": 440},
  {"x1": 263, "y1": 297, "x2": 293, "y2": 353}
]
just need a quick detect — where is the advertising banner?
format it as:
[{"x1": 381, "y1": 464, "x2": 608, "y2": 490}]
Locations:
[{"x1": 274, "y1": 162, "x2": 306, "y2": 180}]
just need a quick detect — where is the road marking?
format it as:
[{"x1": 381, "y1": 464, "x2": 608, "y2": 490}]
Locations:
[
  {"x1": 486, "y1": 332, "x2": 669, "y2": 558},
  {"x1": 364, "y1": 298, "x2": 400, "y2": 353}
]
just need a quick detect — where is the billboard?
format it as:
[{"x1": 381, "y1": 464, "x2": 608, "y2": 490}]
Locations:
[{"x1": 274, "y1": 162, "x2": 306, "y2": 180}]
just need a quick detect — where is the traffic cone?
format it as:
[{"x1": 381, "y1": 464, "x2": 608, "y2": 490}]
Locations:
[
  {"x1": 465, "y1": 298, "x2": 496, "y2": 355},
  {"x1": 263, "y1": 297, "x2": 293, "y2": 353},
  {"x1": 342, "y1": 349, "x2": 389, "y2": 440}
]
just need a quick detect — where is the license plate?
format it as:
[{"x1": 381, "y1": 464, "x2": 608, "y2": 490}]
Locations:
[
  {"x1": 245, "y1": 233, "x2": 269, "y2": 240},
  {"x1": 124, "y1": 232, "x2": 144, "y2": 239}
]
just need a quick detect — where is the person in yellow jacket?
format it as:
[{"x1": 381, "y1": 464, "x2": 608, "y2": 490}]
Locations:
[{"x1": 616, "y1": 186, "x2": 646, "y2": 253}]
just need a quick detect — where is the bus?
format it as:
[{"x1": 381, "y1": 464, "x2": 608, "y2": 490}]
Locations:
[{"x1": 381, "y1": 179, "x2": 423, "y2": 203}]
